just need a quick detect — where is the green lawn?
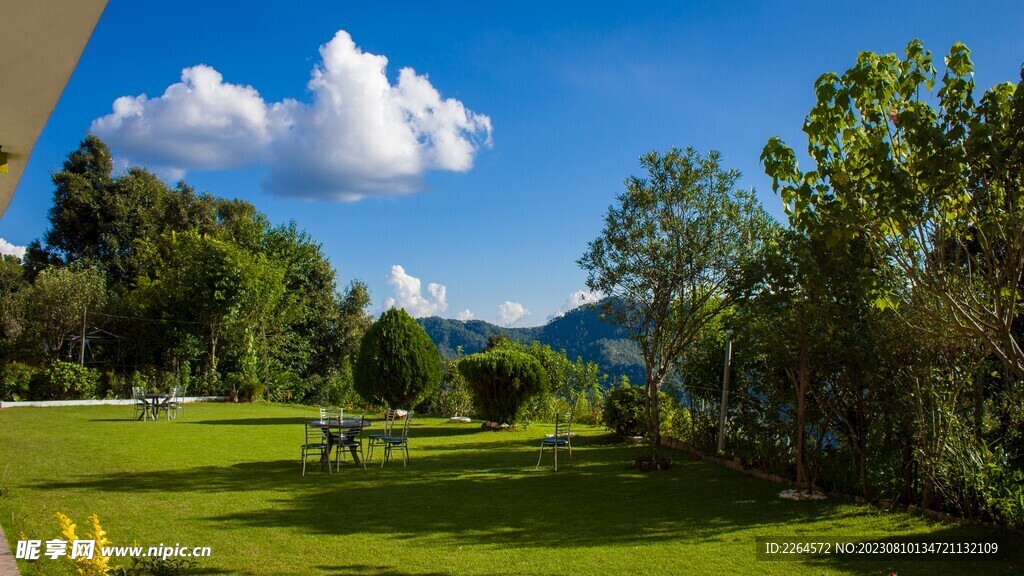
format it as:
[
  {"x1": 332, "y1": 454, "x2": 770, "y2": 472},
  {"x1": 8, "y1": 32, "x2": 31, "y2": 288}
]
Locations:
[{"x1": 0, "y1": 403, "x2": 1020, "y2": 575}]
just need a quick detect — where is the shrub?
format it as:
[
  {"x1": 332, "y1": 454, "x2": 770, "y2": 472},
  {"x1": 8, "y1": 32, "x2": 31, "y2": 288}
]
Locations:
[
  {"x1": 40, "y1": 360, "x2": 99, "y2": 400},
  {"x1": 432, "y1": 354, "x2": 476, "y2": 417},
  {"x1": 0, "y1": 361, "x2": 34, "y2": 401},
  {"x1": 354, "y1": 308, "x2": 443, "y2": 409},
  {"x1": 602, "y1": 382, "x2": 672, "y2": 438},
  {"x1": 458, "y1": 348, "x2": 549, "y2": 424}
]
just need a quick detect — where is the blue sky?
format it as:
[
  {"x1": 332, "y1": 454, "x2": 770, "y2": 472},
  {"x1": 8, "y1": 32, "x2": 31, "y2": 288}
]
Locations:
[{"x1": 2, "y1": 1, "x2": 1023, "y2": 325}]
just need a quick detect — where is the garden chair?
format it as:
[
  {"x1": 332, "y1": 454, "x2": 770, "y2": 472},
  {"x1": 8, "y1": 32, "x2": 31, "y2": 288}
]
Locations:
[
  {"x1": 300, "y1": 419, "x2": 331, "y2": 476},
  {"x1": 537, "y1": 412, "x2": 573, "y2": 470},
  {"x1": 131, "y1": 386, "x2": 147, "y2": 421},
  {"x1": 161, "y1": 386, "x2": 181, "y2": 420},
  {"x1": 333, "y1": 414, "x2": 366, "y2": 470},
  {"x1": 365, "y1": 408, "x2": 398, "y2": 462},
  {"x1": 377, "y1": 412, "x2": 413, "y2": 467},
  {"x1": 167, "y1": 383, "x2": 187, "y2": 418}
]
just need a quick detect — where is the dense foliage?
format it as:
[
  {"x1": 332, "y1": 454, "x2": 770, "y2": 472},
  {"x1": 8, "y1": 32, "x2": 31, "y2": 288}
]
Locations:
[
  {"x1": 457, "y1": 347, "x2": 549, "y2": 424},
  {"x1": 0, "y1": 136, "x2": 372, "y2": 402},
  {"x1": 660, "y1": 41, "x2": 1024, "y2": 527},
  {"x1": 354, "y1": 308, "x2": 443, "y2": 409}
]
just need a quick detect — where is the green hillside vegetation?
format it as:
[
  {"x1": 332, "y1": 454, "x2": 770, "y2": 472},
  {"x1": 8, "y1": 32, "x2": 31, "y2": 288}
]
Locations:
[{"x1": 417, "y1": 302, "x2": 645, "y2": 385}]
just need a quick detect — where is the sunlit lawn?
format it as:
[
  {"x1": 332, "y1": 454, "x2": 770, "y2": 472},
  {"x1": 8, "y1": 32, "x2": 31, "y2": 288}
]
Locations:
[{"x1": 0, "y1": 403, "x2": 1021, "y2": 575}]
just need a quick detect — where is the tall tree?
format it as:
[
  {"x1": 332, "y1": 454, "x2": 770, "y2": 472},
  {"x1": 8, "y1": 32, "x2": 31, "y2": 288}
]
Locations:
[
  {"x1": 579, "y1": 148, "x2": 772, "y2": 459},
  {"x1": 762, "y1": 40, "x2": 1024, "y2": 379}
]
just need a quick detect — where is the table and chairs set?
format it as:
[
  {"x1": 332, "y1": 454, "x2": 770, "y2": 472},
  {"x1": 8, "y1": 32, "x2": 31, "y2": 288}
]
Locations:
[
  {"x1": 131, "y1": 385, "x2": 186, "y2": 421},
  {"x1": 301, "y1": 407, "x2": 414, "y2": 475}
]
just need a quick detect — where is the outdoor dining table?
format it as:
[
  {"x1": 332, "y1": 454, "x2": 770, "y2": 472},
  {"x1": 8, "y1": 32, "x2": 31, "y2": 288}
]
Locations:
[
  {"x1": 140, "y1": 393, "x2": 170, "y2": 421},
  {"x1": 308, "y1": 418, "x2": 371, "y2": 469}
]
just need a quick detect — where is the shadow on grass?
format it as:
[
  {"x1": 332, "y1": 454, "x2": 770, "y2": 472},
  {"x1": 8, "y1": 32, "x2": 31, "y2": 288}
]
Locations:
[
  {"x1": 31, "y1": 444, "x2": 869, "y2": 552},
  {"x1": 803, "y1": 525, "x2": 1024, "y2": 576},
  {"x1": 184, "y1": 417, "x2": 311, "y2": 426}
]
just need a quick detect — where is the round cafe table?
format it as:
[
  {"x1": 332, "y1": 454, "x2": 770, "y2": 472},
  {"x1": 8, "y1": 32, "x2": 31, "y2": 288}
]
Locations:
[
  {"x1": 308, "y1": 418, "x2": 371, "y2": 468},
  {"x1": 141, "y1": 393, "x2": 170, "y2": 421}
]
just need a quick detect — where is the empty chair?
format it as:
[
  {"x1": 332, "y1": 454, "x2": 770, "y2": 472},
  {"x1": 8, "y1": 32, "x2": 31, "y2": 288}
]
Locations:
[
  {"x1": 537, "y1": 412, "x2": 573, "y2": 470},
  {"x1": 378, "y1": 412, "x2": 413, "y2": 467},
  {"x1": 131, "y1": 386, "x2": 147, "y2": 421},
  {"x1": 365, "y1": 408, "x2": 398, "y2": 463},
  {"x1": 168, "y1": 383, "x2": 188, "y2": 418},
  {"x1": 161, "y1": 386, "x2": 180, "y2": 420},
  {"x1": 300, "y1": 419, "x2": 331, "y2": 476},
  {"x1": 333, "y1": 414, "x2": 365, "y2": 470}
]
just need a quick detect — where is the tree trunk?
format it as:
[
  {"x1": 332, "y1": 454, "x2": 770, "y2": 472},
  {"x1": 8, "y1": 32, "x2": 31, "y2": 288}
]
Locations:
[
  {"x1": 209, "y1": 323, "x2": 219, "y2": 390},
  {"x1": 795, "y1": 319, "x2": 809, "y2": 490},
  {"x1": 646, "y1": 371, "x2": 662, "y2": 461}
]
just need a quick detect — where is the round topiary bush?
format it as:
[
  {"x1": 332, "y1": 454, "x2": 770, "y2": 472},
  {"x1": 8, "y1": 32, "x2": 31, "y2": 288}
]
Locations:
[
  {"x1": 354, "y1": 308, "x2": 443, "y2": 409},
  {"x1": 458, "y1": 348, "x2": 549, "y2": 424}
]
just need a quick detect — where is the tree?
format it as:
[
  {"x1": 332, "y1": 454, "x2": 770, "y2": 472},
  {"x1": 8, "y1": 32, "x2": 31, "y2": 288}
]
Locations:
[
  {"x1": 458, "y1": 347, "x2": 548, "y2": 424},
  {"x1": 579, "y1": 148, "x2": 771, "y2": 458},
  {"x1": 25, "y1": 265, "x2": 106, "y2": 360},
  {"x1": 354, "y1": 308, "x2": 443, "y2": 409},
  {"x1": 132, "y1": 231, "x2": 285, "y2": 393},
  {"x1": 762, "y1": 40, "x2": 1024, "y2": 380}
]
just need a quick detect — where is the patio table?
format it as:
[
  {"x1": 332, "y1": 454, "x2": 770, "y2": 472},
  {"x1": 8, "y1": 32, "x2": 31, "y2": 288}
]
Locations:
[
  {"x1": 309, "y1": 418, "x2": 370, "y2": 469},
  {"x1": 142, "y1": 393, "x2": 170, "y2": 421}
]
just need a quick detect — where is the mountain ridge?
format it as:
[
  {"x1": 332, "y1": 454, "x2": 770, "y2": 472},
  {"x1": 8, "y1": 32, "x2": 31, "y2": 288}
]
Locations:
[{"x1": 416, "y1": 303, "x2": 645, "y2": 385}]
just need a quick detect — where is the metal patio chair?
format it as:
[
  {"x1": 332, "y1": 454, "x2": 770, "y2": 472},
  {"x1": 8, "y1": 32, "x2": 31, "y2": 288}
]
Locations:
[
  {"x1": 301, "y1": 419, "x2": 331, "y2": 476},
  {"x1": 131, "y1": 386, "x2": 147, "y2": 421},
  {"x1": 537, "y1": 412, "x2": 573, "y2": 470},
  {"x1": 365, "y1": 408, "x2": 398, "y2": 463},
  {"x1": 333, "y1": 414, "x2": 366, "y2": 470},
  {"x1": 378, "y1": 412, "x2": 413, "y2": 467}
]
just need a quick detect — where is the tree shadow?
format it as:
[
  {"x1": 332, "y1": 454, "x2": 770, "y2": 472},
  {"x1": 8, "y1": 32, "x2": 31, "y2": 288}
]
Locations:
[
  {"x1": 184, "y1": 417, "x2": 310, "y2": 426},
  {"x1": 33, "y1": 444, "x2": 867, "y2": 552},
  {"x1": 805, "y1": 524, "x2": 1024, "y2": 575}
]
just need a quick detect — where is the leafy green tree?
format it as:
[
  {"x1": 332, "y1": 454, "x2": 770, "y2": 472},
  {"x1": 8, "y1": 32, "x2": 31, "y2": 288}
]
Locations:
[
  {"x1": 132, "y1": 232, "x2": 285, "y2": 393},
  {"x1": 336, "y1": 279, "x2": 374, "y2": 363},
  {"x1": 457, "y1": 347, "x2": 548, "y2": 424},
  {"x1": 579, "y1": 148, "x2": 772, "y2": 458},
  {"x1": 0, "y1": 255, "x2": 30, "y2": 356},
  {"x1": 25, "y1": 265, "x2": 106, "y2": 360},
  {"x1": 762, "y1": 40, "x2": 1024, "y2": 380},
  {"x1": 354, "y1": 308, "x2": 443, "y2": 409}
]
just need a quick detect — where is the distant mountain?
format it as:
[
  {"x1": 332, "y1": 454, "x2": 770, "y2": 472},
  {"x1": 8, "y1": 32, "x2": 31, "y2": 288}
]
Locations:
[{"x1": 417, "y1": 302, "x2": 645, "y2": 386}]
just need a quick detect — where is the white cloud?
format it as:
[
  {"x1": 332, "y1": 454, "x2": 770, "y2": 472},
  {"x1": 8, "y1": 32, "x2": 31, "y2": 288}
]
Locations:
[
  {"x1": 497, "y1": 301, "x2": 530, "y2": 327},
  {"x1": 549, "y1": 288, "x2": 602, "y2": 320},
  {"x1": 0, "y1": 238, "x2": 27, "y2": 259},
  {"x1": 91, "y1": 30, "x2": 492, "y2": 200},
  {"x1": 382, "y1": 265, "x2": 448, "y2": 318},
  {"x1": 455, "y1": 309, "x2": 474, "y2": 321}
]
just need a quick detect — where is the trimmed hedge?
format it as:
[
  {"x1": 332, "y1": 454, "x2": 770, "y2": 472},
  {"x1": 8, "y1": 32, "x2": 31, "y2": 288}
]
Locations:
[{"x1": 458, "y1": 348, "x2": 548, "y2": 424}]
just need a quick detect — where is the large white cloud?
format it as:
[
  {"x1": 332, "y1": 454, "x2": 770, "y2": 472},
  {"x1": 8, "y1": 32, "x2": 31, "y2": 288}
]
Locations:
[
  {"x1": 91, "y1": 30, "x2": 492, "y2": 200},
  {"x1": 497, "y1": 301, "x2": 530, "y2": 327},
  {"x1": 382, "y1": 265, "x2": 448, "y2": 318},
  {"x1": 549, "y1": 288, "x2": 602, "y2": 321},
  {"x1": 0, "y1": 238, "x2": 27, "y2": 259}
]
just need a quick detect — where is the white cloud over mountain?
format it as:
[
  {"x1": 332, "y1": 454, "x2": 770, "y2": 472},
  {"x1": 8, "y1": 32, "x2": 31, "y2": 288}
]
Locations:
[
  {"x1": 549, "y1": 288, "x2": 602, "y2": 320},
  {"x1": 92, "y1": 31, "x2": 492, "y2": 200},
  {"x1": 497, "y1": 301, "x2": 530, "y2": 326},
  {"x1": 455, "y1": 309, "x2": 475, "y2": 321},
  {"x1": 382, "y1": 265, "x2": 448, "y2": 318}
]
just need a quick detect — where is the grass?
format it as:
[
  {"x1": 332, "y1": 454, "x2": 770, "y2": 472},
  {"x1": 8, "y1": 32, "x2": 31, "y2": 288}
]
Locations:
[{"x1": 0, "y1": 403, "x2": 1021, "y2": 575}]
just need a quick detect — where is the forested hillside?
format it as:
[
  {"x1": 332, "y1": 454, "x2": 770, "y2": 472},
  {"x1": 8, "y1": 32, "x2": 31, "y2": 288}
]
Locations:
[{"x1": 417, "y1": 303, "x2": 644, "y2": 385}]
